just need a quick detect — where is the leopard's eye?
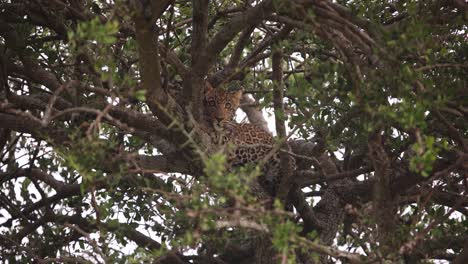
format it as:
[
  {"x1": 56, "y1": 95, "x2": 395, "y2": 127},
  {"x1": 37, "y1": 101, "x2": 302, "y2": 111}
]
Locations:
[{"x1": 225, "y1": 102, "x2": 232, "y2": 109}]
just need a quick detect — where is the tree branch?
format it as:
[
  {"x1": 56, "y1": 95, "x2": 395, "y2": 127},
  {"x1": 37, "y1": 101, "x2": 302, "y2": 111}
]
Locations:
[
  {"x1": 240, "y1": 94, "x2": 269, "y2": 132},
  {"x1": 272, "y1": 48, "x2": 294, "y2": 201},
  {"x1": 205, "y1": 0, "x2": 274, "y2": 71},
  {"x1": 133, "y1": 7, "x2": 170, "y2": 122},
  {"x1": 182, "y1": 0, "x2": 210, "y2": 122}
]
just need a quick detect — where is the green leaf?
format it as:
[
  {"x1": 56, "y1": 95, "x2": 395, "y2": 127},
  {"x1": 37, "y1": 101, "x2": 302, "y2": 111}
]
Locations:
[{"x1": 135, "y1": 90, "x2": 147, "y2": 102}]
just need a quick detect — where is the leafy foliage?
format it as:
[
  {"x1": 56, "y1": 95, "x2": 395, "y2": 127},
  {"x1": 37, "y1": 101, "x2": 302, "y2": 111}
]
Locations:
[{"x1": 0, "y1": 1, "x2": 466, "y2": 264}]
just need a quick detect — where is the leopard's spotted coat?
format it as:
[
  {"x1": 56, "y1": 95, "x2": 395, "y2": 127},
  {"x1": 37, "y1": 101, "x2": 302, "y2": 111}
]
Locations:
[{"x1": 204, "y1": 82, "x2": 293, "y2": 197}]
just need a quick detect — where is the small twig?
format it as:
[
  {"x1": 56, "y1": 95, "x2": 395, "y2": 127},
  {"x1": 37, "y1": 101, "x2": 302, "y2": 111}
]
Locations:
[
  {"x1": 42, "y1": 83, "x2": 68, "y2": 126},
  {"x1": 399, "y1": 197, "x2": 466, "y2": 255},
  {"x1": 86, "y1": 103, "x2": 113, "y2": 137},
  {"x1": 90, "y1": 187, "x2": 101, "y2": 226},
  {"x1": 64, "y1": 223, "x2": 108, "y2": 264},
  {"x1": 415, "y1": 63, "x2": 467, "y2": 72}
]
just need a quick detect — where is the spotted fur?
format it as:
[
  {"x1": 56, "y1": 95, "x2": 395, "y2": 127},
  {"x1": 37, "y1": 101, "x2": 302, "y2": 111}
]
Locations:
[
  {"x1": 204, "y1": 81, "x2": 242, "y2": 124},
  {"x1": 203, "y1": 82, "x2": 292, "y2": 197}
]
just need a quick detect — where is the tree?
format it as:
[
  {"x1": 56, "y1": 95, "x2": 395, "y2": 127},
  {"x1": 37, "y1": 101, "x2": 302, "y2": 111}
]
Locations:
[{"x1": 0, "y1": 0, "x2": 467, "y2": 263}]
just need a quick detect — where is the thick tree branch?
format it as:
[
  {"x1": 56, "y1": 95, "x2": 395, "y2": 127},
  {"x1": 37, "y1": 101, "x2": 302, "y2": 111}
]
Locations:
[
  {"x1": 272, "y1": 48, "x2": 294, "y2": 201},
  {"x1": 191, "y1": 0, "x2": 209, "y2": 76},
  {"x1": 6, "y1": 93, "x2": 173, "y2": 146},
  {"x1": 227, "y1": 25, "x2": 256, "y2": 69},
  {"x1": 159, "y1": 44, "x2": 190, "y2": 76},
  {"x1": 182, "y1": 0, "x2": 210, "y2": 122},
  {"x1": 0, "y1": 112, "x2": 69, "y2": 143},
  {"x1": 368, "y1": 132, "x2": 397, "y2": 254},
  {"x1": 0, "y1": 168, "x2": 66, "y2": 191},
  {"x1": 133, "y1": 8, "x2": 171, "y2": 123},
  {"x1": 240, "y1": 94, "x2": 269, "y2": 132}
]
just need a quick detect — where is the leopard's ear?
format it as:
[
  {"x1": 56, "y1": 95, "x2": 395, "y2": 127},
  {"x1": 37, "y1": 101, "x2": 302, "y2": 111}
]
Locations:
[
  {"x1": 231, "y1": 88, "x2": 243, "y2": 100},
  {"x1": 204, "y1": 81, "x2": 214, "y2": 94}
]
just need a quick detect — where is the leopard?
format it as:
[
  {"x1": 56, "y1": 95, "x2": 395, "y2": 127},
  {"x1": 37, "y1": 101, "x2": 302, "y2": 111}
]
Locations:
[{"x1": 203, "y1": 81, "x2": 294, "y2": 199}]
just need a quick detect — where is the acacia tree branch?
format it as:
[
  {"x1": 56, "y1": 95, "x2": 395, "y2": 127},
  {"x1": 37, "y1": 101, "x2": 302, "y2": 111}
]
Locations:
[
  {"x1": 0, "y1": 113, "x2": 69, "y2": 143},
  {"x1": 133, "y1": 5, "x2": 171, "y2": 123},
  {"x1": 240, "y1": 94, "x2": 269, "y2": 132},
  {"x1": 1, "y1": 165, "x2": 176, "y2": 230},
  {"x1": 7, "y1": 59, "x2": 62, "y2": 92},
  {"x1": 272, "y1": 48, "x2": 294, "y2": 202},
  {"x1": 433, "y1": 109, "x2": 467, "y2": 151},
  {"x1": 205, "y1": 0, "x2": 274, "y2": 71},
  {"x1": 159, "y1": 44, "x2": 190, "y2": 76},
  {"x1": 242, "y1": 25, "x2": 293, "y2": 66},
  {"x1": 289, "y1": 187, "x2": 320, "y2": 232},
  {"x1": 0, "y1": 168, "x2": 66, "y2": 191},
  {"x1": 209, "y1": 22, "x2": 293, "y2": 86},
  {"x1": 289, "y1": 139, "x2": 326, "y2": 169},
  {"x1": 150, "y1": 0, "x2": 172, "y2": 22},
  {"x1": 295, "y1": 235, "x2": 365, "y2": 263},
  {"x1": 6, "y1": 92, "x2": 174, "y2": 147},
  {"x1": 288, "y1": 136, "x2": 351, "y2": 246},
  {"x1": 60, "y1": 214, "x2": 163, "y2": 251},
  {"x1": 13, "y1": 212, "x2": 163, "y2": 252},
  {"x1": 299, "y1": 166, "x2": 373, "y2": 187},
  {"x1": 2, "y1": 92, "x2": 195, "y2": 173},
  {"x1": 182, "y1": 0, "x2": 210, "y2": 122},
  {"x1": 368, "y1": 132, "x2": 397, "y2": 254},
  {"x1": 227, "y1": 25, "x2": 256, "y2": 69},
  {"x1": 401, "y1": 187, "x2": 468, "y2": 216},
  {"x1": 191, "y1": 0, "x2": 209, "y2": 76}
]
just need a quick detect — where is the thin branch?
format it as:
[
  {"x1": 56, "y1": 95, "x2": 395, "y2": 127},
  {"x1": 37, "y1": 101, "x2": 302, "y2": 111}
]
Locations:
[
  {"x1": 415, "y1": 63, "x2": 467, "y2": 72},
  {"x1": 205, "y1": 0, "x2": 274, "y2": 71},
  {"x1": 227, "y1": 25, "x2": 255, "y2": 68},
  {"x1": 300, "y1": 166, "x2": 373, "y2": 186},
  {"x1": 64, "y1": 223, "x2": 107, "y2": 263}
]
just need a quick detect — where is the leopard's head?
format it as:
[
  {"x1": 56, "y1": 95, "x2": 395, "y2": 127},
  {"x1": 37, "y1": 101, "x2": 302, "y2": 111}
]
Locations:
[{"x1": 204, "y1": 81, "x2": 243, "y2": 125}]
